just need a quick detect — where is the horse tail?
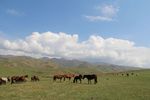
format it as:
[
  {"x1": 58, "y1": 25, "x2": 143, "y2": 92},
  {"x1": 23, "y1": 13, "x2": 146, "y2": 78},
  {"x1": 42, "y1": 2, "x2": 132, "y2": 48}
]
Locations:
[
  {"x1": 53, "y1": 76, "x2": 56, "y2": 81},
  {"x1": 94, "y1": 76, "x2": 97, "y2": 84},
  {"x1": 63, "y1": 77, "x2": 65, "y2": 81},
  {"x1": 8, "y1": 77, "x2": 10, "y2": 82},
  {"x1": 11, "y1": 77, "x2": 14, "y2": 84},
  {"x1": 73, "y1": 78, "x2": 75, "y2": 83}
]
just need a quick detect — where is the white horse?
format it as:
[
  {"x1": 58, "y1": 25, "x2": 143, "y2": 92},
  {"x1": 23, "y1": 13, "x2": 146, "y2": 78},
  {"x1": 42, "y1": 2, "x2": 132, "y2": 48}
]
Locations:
[{"x1": 1, "y1": 77, "x2": 10, "y2": 83}]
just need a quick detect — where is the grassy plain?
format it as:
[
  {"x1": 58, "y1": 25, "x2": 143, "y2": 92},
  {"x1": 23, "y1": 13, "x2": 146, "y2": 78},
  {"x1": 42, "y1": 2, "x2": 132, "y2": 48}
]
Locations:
[{"x1": 0, "y1": 66, "x2": 150, "y2": 100}]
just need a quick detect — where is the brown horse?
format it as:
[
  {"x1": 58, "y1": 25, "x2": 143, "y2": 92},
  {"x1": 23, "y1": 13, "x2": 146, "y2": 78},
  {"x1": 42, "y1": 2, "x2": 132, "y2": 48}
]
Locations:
[
  {"x1": 11, "y1": 75, "x2": 28, "y2": 84},
  {"x1": 53, "y1": 75, "x2": 64, "y2": 82},
  {"x1": 31, "y1": 76, "x2": 39, "y2": 81},
  {"x1": 63, "y1": 74, "x2": 75, "y2": 81}
]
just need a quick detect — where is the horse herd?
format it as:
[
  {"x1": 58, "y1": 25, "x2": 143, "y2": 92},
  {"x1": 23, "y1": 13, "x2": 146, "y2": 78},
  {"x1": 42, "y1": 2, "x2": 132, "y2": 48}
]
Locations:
[
  {"x1": 0, "y1": 72, "x2": 137, "y2": 86},
  {"x1": 0, "y1": 75, "x2": 39, "y2": 85},
  {"x1": 53, "y1": 74, "x2": 97, "y2": 84},
  {"x1": 0, "y1": 74, "x2": 97, "y2": 85}
]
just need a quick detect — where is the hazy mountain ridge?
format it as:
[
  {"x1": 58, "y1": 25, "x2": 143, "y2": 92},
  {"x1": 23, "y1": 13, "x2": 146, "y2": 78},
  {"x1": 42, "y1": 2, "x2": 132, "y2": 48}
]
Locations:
[{"x1": 0, "y1": 55, "x2": 140, "y2": 72}]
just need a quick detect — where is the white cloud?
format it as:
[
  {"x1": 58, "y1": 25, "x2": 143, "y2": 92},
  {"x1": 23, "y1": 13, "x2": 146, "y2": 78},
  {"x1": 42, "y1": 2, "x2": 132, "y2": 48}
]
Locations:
[
  {"x1": 85, "y1": 16, "x2": 113, "y2": 21},
  {"x1": 0, "y1": 31, "x2": 150, "y2": 68},
  {"x1": 85, "y1": 4, "x2": 119, "y2": 22},
  {"x1": 6, "y1": 9, "x2": 24, "y2": 16}
]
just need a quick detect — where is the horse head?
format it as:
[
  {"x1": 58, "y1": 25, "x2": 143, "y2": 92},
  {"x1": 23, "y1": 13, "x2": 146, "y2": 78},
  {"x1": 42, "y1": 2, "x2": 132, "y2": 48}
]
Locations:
[
  {"x1": 79, "y1": 74, "x2": 83, "y2": 79},
  {"x1": 24, "y1": 75, "x2": 28, "y2": 78},
  {"x1": 82, "y1": 75, "x2": 86, "y2": 79},
  {"x1": 7, "y1": 77, "x2": 10, "y2": 82}
]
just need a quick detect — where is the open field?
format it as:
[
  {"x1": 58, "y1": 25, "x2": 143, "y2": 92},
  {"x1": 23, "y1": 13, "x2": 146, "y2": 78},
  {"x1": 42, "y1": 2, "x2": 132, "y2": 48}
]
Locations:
[{"x1": 0, "y1": 65, "x2": 150, "y2": 100}]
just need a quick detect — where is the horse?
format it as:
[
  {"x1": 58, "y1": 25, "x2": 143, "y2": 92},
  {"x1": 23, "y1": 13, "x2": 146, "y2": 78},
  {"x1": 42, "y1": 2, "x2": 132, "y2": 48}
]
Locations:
[
  {"x1": 63, "y1": 74, "x2": 75, "y2": 81},
  {"x1": 126, "y1": 73, "x2": 129, "y2": 77},
  {"x1": 73, "y1": 74, "x2": 82, "y2": 83},
  {"x1": 83, "y1": 74, "x2": 97, "y2": 84},
  {"x1": 53, "y1": 75, "x2": 64, "y2": 82},
  {"x1": 11, "y1": 75, "x2": 28, "y2": 84},
  {"x1": 1, "y1": 77, "x2": 10, "y2": 83},
  {"x1": 31, "y1": 76, "x2": 39, "y2": 81},
  {"x1": 0, "y1": 78, "x2": 6, "y2": 85},
  {"x1": 131, "y1": 73, "x2": 134, "y2": 75}
]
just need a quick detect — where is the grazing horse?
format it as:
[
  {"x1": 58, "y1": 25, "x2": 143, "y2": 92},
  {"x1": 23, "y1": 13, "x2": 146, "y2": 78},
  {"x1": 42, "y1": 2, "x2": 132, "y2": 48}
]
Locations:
[
  {"x1": 11, "y1": 75, "x2": 28, "y2": 84},
  {"x1": 83, "y1": 74, "x2": 97, "y2": 84},
  {"x1": 1, "y1": 77, "x2": 10, "y2": 83},
  {"x1": 31, "y1": 76, "x2": 40, "y2": 81},
  {"x1": 63, "y1": 74, "x2": 75, "y2": 81},
  {"x1": 73, "y1": 74, "x2": 82, "y2": 83},
  {"x1": 53, "y1": 75, "x2": 64, "y2": 82},
  {"x1": 126, "y1": 73, "x2": 129, "y2": 77},
  {"x1": 0, "y1": 78, "x2": 6, "y2": 85},
  {"x1": 131, "y1": 73, "x2": 134, "y2": 75}
]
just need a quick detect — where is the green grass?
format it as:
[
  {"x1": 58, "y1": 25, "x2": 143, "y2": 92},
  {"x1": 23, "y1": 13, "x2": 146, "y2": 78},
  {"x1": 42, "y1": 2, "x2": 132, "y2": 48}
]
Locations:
[{"x1": 0, "y1": 65, "x2": 150, "y2": 100}]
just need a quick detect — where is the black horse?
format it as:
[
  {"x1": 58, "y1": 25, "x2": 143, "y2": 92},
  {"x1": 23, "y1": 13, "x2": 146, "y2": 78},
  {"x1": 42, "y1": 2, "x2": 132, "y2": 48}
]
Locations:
[
  {"x1": 83, "y1": 74, "x2": 97, "y2": 84},
  {"x1": 73, "y1": 74, "x2": 82, "y2": 83}
]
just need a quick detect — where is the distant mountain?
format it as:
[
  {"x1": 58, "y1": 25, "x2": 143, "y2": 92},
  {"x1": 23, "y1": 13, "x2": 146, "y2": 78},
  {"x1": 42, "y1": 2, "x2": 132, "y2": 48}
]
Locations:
[
  {"x1": 95, "y1": 64, "x2": 140, "y2": 72},
  {"x1": 0, "y1": 55, "x2": 57, "y2": 68},
  {"x1": 50, "y1": 58, "x2": 92, "y2": 68},
  {"x1": 0, "y1": 55, "x2": 141, "y2": 72}
]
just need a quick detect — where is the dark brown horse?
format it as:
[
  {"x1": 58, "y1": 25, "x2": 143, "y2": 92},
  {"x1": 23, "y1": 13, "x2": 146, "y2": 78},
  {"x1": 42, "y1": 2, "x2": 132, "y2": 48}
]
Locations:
[
  {"x1": 11, "y1": 75, "x2": 28, "y2": 84},
  {"x1": 73, "y1": 74, "x2": 82, "y2": 83},
  {"x1": 31, "y1": 76, "x2": 39, "y2": 81},
  {"x1": 126, "y1": 73, "x2": 129, "y2": 77},
  {"x1": 83, "y1": 74, "x2": 97, "y2": 84},
  {"x1": 53, "y1": 75, "x2": 64, "y2": 82}
]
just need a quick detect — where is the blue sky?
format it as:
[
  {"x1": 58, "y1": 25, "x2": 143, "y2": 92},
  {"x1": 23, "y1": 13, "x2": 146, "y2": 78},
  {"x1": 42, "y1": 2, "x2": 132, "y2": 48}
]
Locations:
[
  {"x1": 0, "y1": 0, "x2": 150, "y2": 46},
  {"x1": 0, "y1": 0, "x2": 150, "y2": 68}
]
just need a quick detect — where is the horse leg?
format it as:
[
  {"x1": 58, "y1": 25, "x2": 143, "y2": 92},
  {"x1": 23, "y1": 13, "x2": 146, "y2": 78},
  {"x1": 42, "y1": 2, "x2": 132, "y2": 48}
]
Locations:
[
  {"x1": 69, "y1": 77, "x2": 71, "y2": 81},
  {"x1": 80, "y1": 79, "x2": 81, "y2": 84},
  {"x1": 53, "y1": 77, "x2": 56, "y2": 82},
  {"x1": 63, "y1": 77, "x2": 65, "y2": 81},
  {"x1": 3, "y1": 81, "x2": 6, "y2": 85},
  {"x1": 60, "y1": 78, "x2": 62, "y2": 82},
  {"x1": 94, "y1": 78, "x2": 97, "y2": 84},
  {"x1": 76, "y1": 79, "x2": 78, "y2": 83},
  {"x1": 73, "y1": 78, "x2": 75, "y2": 83},
  {"x1": 11, "y1": 79, "x2": 14, "y2": 84}
]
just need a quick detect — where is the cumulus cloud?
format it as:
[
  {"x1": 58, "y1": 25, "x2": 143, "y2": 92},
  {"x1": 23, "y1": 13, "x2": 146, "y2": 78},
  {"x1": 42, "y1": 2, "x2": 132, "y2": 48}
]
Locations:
[
  {"x1": 85, "y1": 4, "x2": 119, "y2": 21},
  {"x1": 0, "y1": 31, "x2": 150, "y2": 68}
]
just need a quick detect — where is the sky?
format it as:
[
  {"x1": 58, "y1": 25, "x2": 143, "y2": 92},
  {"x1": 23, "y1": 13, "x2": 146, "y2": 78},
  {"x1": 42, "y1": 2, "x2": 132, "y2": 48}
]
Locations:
[{"x1": 0, "y1": 0, "x2": 150, "y2": 68}]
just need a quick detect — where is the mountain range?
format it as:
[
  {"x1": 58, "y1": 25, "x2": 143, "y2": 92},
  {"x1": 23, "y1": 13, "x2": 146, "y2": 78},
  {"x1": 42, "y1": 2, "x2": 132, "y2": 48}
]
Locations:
[{"x1": 0, "y1": 55, "x2": 140, "y2": 72}]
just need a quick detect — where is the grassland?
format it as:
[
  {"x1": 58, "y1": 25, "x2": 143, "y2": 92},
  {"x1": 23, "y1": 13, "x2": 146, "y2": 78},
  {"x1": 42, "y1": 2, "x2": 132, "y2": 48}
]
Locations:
[{"x1": 0, "y1": 65, "x2": 150, "y2": 100}]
